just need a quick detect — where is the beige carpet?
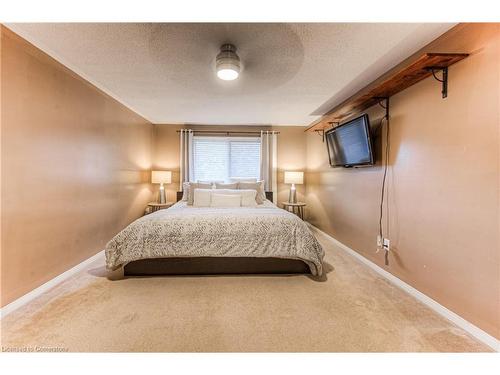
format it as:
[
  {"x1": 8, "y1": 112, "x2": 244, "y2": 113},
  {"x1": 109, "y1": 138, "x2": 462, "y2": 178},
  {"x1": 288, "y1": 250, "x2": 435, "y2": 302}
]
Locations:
[{"x1": 0, "y1": 227, "x2": 490, "y2": 352}]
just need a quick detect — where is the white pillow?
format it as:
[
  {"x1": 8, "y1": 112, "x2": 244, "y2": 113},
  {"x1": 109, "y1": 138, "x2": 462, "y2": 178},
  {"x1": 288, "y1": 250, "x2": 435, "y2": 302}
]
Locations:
[
  {"x1": 213, "y1": 189, "x2": 257, "y2": 207},
  {"x1": 215, "y1": 182, "x2": 238, "y2": 189},
  {"x1": 229, "y1": 177, "x2": 257, "y2": 183},
  {"x1": 210, "y1": 193, "x2": 241, "y2": 207},
  {"x1": 238, "y1": 180, "x2": 266, "y2": 204},
  {"x1": 181, "y1": 182, "x2": 190, "y2": 201},
  {"x1": 240, "y1": 190, "x2": 257, "y2": 207},
  {"x1": 213, "y1": 188, "x2": 242, "y2": 194},
  {"x1": 197, "y1": 180, "x2": 223, "y2": 187},
  {"x1": 193, "y1": 188, "x2": 212, "y2": 207},
  {"x1": 188, "y1": 182, "x2": 213, "y2": 205}
]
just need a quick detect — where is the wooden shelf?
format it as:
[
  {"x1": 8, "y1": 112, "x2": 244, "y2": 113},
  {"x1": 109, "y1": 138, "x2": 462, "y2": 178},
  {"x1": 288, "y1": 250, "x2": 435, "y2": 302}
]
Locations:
[{"x1": 306, "y1": 53, "x2": 469, "y2": 132}]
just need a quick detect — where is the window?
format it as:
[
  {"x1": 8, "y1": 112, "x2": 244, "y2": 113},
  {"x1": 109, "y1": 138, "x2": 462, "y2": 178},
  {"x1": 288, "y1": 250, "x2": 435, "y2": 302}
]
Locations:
[{"x1": 192, "y1": 136, "x2": 261, "y2": 182}]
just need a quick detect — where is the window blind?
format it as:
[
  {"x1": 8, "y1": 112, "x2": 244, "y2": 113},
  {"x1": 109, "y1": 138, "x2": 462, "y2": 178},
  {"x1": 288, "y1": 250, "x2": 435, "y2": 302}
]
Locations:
[{"x1": 192, "y1": 136, "x2": 261, "y2": 182}]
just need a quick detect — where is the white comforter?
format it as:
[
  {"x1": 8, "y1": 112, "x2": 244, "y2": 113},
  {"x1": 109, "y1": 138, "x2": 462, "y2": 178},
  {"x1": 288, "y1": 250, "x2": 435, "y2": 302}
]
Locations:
[{"x1": 105, "y1": 201, "x2": 324, "y2": 275}]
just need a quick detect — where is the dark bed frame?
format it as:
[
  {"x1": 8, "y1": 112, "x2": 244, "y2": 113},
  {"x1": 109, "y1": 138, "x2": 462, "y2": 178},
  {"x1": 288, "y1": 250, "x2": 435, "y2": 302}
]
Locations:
[{"x1": 123, "y1": 191, "x2": 311, "y2": 276}]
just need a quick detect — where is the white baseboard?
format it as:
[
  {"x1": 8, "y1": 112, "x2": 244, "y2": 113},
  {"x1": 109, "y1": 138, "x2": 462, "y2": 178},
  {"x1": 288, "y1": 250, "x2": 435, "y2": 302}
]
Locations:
[
  {"x1": 308, "y1": 224, "x2": 500, "y2": 352},
  {"x1": 0, "y1": 250, "x2": 104, "y2": 318}
]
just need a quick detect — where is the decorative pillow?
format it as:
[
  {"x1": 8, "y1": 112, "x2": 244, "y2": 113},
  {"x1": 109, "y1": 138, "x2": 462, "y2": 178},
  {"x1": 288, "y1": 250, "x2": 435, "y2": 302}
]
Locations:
[
  {"x1": 215, "y1": 182, "x2": 238, "y2": 189},
  {"x1": 188, "y1": 182, "x2": 212, "y2": 205},
  {"x1": 193, "y1": 188, "x2": 212, "y2": 207},
  {"x1": 238, "y1": 180, "x2": 266, "y2": 204},
  {"x1": 181, "y1": 182, "x2": 190, "y2": 201},
  {"x1": 210, "y1": 193, "x2": 241, "y2": 207},
  {"x1": 229, "y1": 177, "x2": 257, "y2": 183}
]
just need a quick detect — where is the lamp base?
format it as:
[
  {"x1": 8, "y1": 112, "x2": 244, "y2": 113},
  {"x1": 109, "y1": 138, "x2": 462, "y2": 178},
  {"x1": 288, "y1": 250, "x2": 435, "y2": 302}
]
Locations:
[
  {"x1": 158, "y1": 185, "x2": 166, "y2": 204},
  {"x1": 288, "y1": 184, "x2": 297, "y2": 204}
]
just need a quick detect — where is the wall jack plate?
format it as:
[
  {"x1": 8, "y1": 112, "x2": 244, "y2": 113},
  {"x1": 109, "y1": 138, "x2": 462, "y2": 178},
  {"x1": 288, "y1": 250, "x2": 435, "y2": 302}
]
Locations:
[
  {"x1": 377, "y1": 235, "x2": 383, "y2": 248},
  {"x1": 383, "y1": 238, "x2": 390, "y2": 251}
]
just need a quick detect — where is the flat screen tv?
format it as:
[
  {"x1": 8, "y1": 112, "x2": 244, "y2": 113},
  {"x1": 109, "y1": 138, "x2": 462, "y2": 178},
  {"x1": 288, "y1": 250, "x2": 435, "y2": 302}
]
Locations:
[{"x1": 325, "y1": 114, "x2": 374, "y2": 168}]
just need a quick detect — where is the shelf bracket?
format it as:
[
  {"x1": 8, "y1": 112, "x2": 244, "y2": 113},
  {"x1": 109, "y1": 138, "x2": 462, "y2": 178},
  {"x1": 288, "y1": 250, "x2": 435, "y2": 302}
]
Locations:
[
  {"x1": 425, "y1": 66, "x2": 448, "y2": 98},
  {"x1": 314, "y1": 129, "x2": 325, "y2": 142},
  {"x1": 315, "y1": 121, "x2": 340, "y2": 143},
  {"x1": 374, "y1": 97, "x2": 390, "y2": 120}
]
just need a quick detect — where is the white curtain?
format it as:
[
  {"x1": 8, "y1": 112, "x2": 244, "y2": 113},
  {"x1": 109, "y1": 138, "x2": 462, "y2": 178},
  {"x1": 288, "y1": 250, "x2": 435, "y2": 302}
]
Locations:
[
  {"x1": 260, "y1": 130, "x2": 278, "y2": 203},
  {"x1": 179, "y1": 129, "x2": 194, "y2": 190}
]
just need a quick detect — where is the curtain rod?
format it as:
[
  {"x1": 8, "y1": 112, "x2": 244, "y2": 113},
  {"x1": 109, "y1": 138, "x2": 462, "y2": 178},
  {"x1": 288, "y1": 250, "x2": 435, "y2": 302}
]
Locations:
[{"x1": 176, "y1": 130, "x2": 279, "y2": 135}]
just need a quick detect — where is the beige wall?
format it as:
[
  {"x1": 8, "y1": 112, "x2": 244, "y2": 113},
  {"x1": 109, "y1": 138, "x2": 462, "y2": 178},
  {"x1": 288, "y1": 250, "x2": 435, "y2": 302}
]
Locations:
[
  {"x1": 152, "y1": 124, "x2": 307, "y2": 204},
  {"x1": 306, "y1": 23, "x2": 500, "y2": 339},
  {"x1": 1, "y1": 26, "x2": 154, "y2": 307}
]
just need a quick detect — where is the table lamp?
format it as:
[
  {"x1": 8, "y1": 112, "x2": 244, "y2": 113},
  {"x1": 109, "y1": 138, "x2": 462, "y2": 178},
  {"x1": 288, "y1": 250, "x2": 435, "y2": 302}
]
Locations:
[
  {"x1": 151, "y1": 170, "x2": 172, "y2": 204},
  {"x1": 284, "y1": 171, "x2": 303, "y2": 204}
]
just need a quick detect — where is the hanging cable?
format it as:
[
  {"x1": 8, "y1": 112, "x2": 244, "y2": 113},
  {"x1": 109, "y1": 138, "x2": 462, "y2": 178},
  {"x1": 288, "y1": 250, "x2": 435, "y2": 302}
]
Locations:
[{"x1": 378, "y1": 101, "x2": 390, "y2": 266}]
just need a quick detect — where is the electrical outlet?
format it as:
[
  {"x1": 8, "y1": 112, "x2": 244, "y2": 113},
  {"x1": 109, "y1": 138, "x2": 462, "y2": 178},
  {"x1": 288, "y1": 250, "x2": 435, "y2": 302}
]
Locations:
[
  {"x1": 383, "y1": 238, "x2": 390, "y2": 251},
  {"x1": 377, "y1": 235, "x2": 382, "y2": 247}
]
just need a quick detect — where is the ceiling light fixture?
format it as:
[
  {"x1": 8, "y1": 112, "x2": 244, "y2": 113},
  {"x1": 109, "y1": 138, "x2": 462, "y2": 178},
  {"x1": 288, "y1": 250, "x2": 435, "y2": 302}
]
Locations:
[{"x1": 216, "y1": 44, "x2": 240, "y2": 81}]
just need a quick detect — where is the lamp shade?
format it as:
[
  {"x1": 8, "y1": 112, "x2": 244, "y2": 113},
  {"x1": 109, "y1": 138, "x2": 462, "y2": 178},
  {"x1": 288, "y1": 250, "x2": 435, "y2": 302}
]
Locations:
[
  {"x1": 284, "y1": 171, "x2": 303, "y2": 185},
  {"x1": 151, "y1": 170, "x2": 172, "y2": 184}
]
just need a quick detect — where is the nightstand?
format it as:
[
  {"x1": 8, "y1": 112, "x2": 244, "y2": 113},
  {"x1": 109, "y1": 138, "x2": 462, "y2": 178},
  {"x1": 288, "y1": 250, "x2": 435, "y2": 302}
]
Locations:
[
  {"x1": 282, "y1": 202, "x2": 306, "y2": 220},
  {"x1": 145, "y1": 202, "x2": 174, "y2": 215}
]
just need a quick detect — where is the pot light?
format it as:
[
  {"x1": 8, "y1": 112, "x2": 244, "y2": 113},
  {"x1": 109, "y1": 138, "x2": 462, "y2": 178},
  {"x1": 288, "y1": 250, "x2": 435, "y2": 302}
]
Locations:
[{"x1": 216, "y1": 44, "x2": 240, "y2": 81}]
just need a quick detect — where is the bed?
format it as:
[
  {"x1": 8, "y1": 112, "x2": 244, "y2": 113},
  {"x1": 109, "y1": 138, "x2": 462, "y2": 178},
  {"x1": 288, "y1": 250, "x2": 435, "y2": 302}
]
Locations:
[{"x1": 105, "y1": 193, "x2": 324, "y2": 276}]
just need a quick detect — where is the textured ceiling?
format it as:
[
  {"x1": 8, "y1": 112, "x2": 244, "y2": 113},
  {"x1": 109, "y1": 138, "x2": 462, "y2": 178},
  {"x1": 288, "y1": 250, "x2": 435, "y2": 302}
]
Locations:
[{"x1": 7, "y1": 23, "x2": 454, "y2": 125}]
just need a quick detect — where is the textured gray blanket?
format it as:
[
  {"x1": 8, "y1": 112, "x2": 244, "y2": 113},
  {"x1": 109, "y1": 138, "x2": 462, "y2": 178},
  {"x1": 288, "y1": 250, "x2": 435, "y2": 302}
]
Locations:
[{"x1": 105, "y1": 201, "x2": 324, "y2": 275}]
